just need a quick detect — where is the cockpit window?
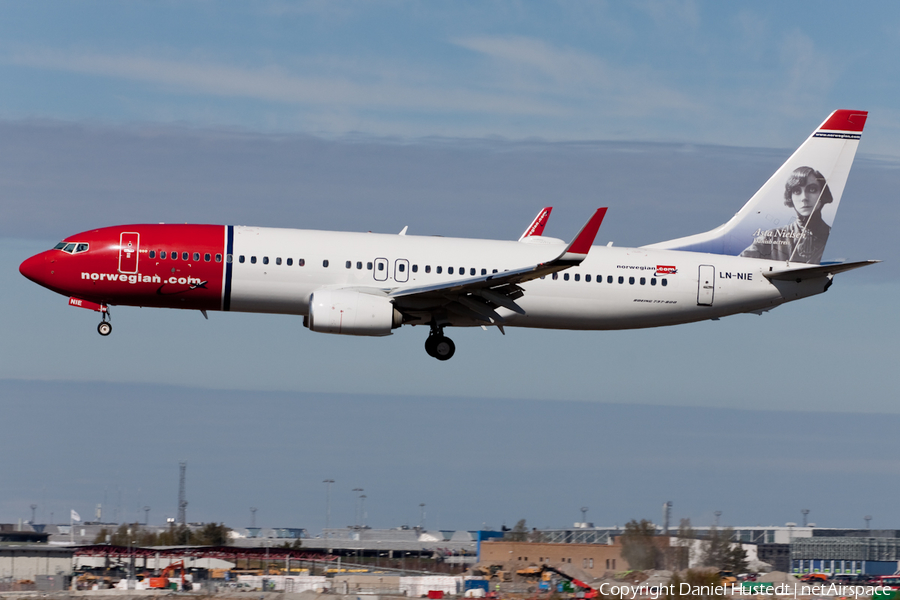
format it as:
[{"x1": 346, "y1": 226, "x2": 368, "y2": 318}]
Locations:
[{"x1": 55, "y1": 242, "x2": 89, "y2": 254}]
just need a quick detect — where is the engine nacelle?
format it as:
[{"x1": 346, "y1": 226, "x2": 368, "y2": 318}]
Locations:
[{"x1": 307, "y1": 289, "x2": 401, "y2": 336}]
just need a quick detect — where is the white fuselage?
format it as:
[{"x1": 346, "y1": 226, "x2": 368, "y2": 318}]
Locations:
[{"x1": 227, "y1": 226, "x2": 824, "y2": 330}]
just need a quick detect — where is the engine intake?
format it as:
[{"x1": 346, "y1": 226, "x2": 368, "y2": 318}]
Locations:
[{"x1": 307, "y1": 289, "x2": 401, "y2": 336}]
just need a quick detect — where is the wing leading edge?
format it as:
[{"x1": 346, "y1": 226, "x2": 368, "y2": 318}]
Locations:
[{"x1": 390, "y1": 208, "x2": 607, "y2": 327}]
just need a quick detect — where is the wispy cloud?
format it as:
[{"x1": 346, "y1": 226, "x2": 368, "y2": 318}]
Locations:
[
  {"x1": 4, "y1": 48, "x2": 561, "y2": 117},
  {"x1": 452, "y1": 35, "x2": 698, "y2": 115}
]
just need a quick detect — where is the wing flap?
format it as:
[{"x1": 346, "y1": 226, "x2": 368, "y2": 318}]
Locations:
[{"x1": 390, "y1": 208, "x2": 607, "y2": 323}]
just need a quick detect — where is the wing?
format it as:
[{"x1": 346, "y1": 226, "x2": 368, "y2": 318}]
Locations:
[{"x1": 390, "y1": 208, "x2": 607, "y2": 327}]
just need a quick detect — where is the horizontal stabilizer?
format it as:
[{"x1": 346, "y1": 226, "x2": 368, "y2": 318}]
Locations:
[{"x1": 763, "y1": 260, "x2": 880, "y2": 282}]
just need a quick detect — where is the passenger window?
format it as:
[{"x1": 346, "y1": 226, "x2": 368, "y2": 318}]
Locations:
[
  {"x1": 377, "y1": 262, "x2": 384, "y2": 271},
  {"x1": 436, "y1": 266, "x2": 442, "y2": 274},
  {"x1": 216, "y1": 253, "x2": 222, "y2": 262},
  {"x1": 470, "y1": 268, "x2": 475, "y2": 276},
  {"x1": 564, "y1": 273, "x2": 570, "y2": 281},
  {"x1": 226, "y1": 254, "x2": 232, "y2": 263},
  {"x1": 263, "y1": 257, "x2": 269, "y2": 265},
  {"x1": 459, "y1": 267, "x2": 464, "y2": 275},
  {"x1": 299, "y1": 258, "x2": 305, "y2": 266},
  {"x1": 662, "y1": 279, "x2": 668, "y2": 286},
  {"x1": 608, "y1": 276, "x2": 613, "y2": 283},
  {"x1": 323, "y1": 260, "x2": 329, "y2": 267},
  {"x1": 182, "y1": 252, "x2": 189, "y2": 260},
  {"x1": 492, "y1": 269, "x2": 498, "y2": 273},
  {"x1": 172, "y1": 251, "x2": 178, "y2": 260},
  {"x1": 160, "y1": 251, "x2": 167, "y2": 259},
  {"x1": 574, "y1": 274, "x2": 580, "y2": 281},
  {"x1": 629, "y1": 277, "x2": 635, "y2": 285},
  {"x1": 251, "y1": 256, "x2": 257, "y2": 264},
  {"x1": 448, "y1": 267, "x2": 454, "y2": 274},
  {"x1": 481, "y1": 268, "x2": 486, "y2": 275},
  {"x1": 276, "y1": 257, "x2": 282, "y2": 265},
  {"x1": 425, "y1": 265, "x2": 431, "y2": 273},
  {"x1": 149, "y1": 250, "x2": 156, "y2": 258},
  {"x1": 204, "y1": 253, "x2": 211, "y2": 262},
  {"x1": 618, "y1": 276, "x2": 624, "y2": 284},
  {"x1": 239, "y1": 255, "x2": 245, "y2": 263},
  {"x1": 640, "y1": 277, "x2": 645, "y2": 285},
  {"x1": 651, "y1": 278, "x2": 656, "y2": 286},
  {"x1": 366, "y1": 262, "x2": 372, "y2": 270},
  {"x1": 346, "y1": 261, "x2": 351, "y2": 269},
  {"x1": 287, "y1": 258, "x2": 293, "y2": 266},
  {"x1": 412, "y1": 265, "x2": 418, "y2": 273},
  {"x1": 399, "y1": 263, "x2": 406, "y2": 272},
  {"x1": 585, "y1": 274, "x2": 591, "y2": 282},
  {"x1": 357, "y1": 262, "x2": 363, "y2": 269},
  {"x1": 552, "y1": 273, "x2": 558, "y2": 280},
  {"x1": 193, "y1": 252, "x2": 200, "y2": 261}
]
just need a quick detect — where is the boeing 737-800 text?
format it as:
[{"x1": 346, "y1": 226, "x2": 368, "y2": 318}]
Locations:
[{"x1": 19, "y1": 110, "x2": 878, "y2": 360}]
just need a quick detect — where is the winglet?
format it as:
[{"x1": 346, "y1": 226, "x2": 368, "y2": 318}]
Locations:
[
  {"x1": 519, "y1": 207, "x2": 553, "y2": 240},
  {"x1": 556, "y1": 208, "x2": 607, "y2": 263}
]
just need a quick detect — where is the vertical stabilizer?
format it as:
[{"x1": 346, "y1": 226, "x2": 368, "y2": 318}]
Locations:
[{"x1": 645, "y1": 110, "x2": 867, "y2": 264}]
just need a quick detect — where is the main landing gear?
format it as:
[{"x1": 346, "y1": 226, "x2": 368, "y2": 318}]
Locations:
[
  {"x1": 424, "y1": 323, "x2": 455, "y2": 361},
  {"x1": 97, "y1": 307, "x2": 111, "y2": 336}
]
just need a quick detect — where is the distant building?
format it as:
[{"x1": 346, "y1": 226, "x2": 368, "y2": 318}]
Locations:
[
  {"x1": 0, "y1": 546, "x2": 73, "y2": 589},
  {"x1": 791, "y1": 537, "x2": 900, "y2": 576},
  {"x1": 0, "y1": 524, "x2": 50, "y2": 545},
  {"x1": 479, "y1": 540, "x2": 626, "y2": 575}
]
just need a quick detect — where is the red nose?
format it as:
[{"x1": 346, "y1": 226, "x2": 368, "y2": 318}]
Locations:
[{"x1": 19, "y1": 252, "x2": 50, "y2": 286}]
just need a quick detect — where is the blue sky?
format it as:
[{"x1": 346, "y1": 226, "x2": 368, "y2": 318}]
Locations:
[
  {"x1": 2, "y1": 1, "x2": 899, "y2": 530},
  {"x1": 2, "y1": 2, "x2": 900, "y2": 152}
]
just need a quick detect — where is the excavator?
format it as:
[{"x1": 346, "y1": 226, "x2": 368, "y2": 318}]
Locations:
[
  {"x1": 517, "y1": 565, "x2": 598, "y2": 598},
  {"x1": 148, "y1": 560, "x2": 191, "y2": 591}
]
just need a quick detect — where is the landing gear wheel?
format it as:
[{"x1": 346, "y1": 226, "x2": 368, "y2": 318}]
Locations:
[
  {"x1": 433, "y1": 336, "x2": 455, "y2": 361},
  {"x1": 425, "y1": 336, "x2": 438, "y2": 357},
  {"x1": 97, "y1": 321, "x2": 112, "y2": 336}
]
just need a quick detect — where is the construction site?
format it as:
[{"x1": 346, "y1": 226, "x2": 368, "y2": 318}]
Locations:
[{"x1": 4, "y1": 468, "x2": 899, "y2": 598}]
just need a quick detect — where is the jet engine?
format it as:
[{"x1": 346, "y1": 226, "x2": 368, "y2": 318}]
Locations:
[{"x1": 307, "y1": 289, "x2": 402, "y2": 336}]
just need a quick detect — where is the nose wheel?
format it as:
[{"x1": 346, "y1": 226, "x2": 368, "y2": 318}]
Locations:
[
  {"x1": 97, "y1": 307, "x2": 111, "y2": 336},
  {"x1": 425, "y1": 322, "x2": 455, "y2": 361}
]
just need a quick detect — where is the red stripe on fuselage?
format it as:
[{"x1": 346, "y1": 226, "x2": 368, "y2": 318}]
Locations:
[{"x1": 41, "y1": 224, "x2": 226, "y2": 310}]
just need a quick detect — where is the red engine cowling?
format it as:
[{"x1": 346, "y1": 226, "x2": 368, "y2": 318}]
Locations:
[{"x1": 307, "y1": 289, "x2": 402, "y2": 336}]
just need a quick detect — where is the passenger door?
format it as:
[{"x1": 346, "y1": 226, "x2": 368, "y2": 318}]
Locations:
[
  {"x1": 394, "y1": 259, "x2": 409, "y2": 283},
  {"x1": 697, "y1": 265, "x2": 715, "y2": 306},
  {"x1": 373, "y1": 257, "x2": 389, "y2": 282},
  {"x1": 118, "y1": 232, "x2": 140, "y2": 274}
]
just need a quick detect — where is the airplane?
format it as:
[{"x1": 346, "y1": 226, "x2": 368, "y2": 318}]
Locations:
[{"x1": 19, "y1": 109, "x2": 878, "y2": 361}]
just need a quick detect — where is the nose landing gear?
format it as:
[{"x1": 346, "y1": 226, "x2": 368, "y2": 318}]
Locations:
[
  {"x1": 424, "y1": 322, "x2": 455, "y2": 361},
  {"x1": 97, "y1": 306, "x2": 111, "y2": 336}
]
